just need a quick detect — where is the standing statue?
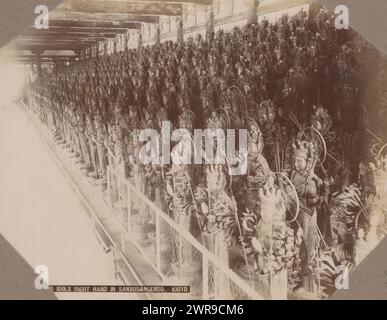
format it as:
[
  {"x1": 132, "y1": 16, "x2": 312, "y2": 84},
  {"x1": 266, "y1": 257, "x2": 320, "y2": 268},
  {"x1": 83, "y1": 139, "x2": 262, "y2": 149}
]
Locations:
[
  {"x1": 195, "y1": 165, "x2": 237, "y2": 299},
  {"x1": 206, "y1": 11, "x2": 215, "y2": 43},
  {"x1": 291, "y1": 140, "x2": 322, "y2": 295},
  {"x1": 370, "y1": 149, "x2": 387, "y2": 229},
  {"x1": 255, "y1": 100, "x2": 282, "y2": 166},
  {"x1": 94, "y1": 111, "x2": 108, "y2": 184},
  {"x1": 128, "y1": 128, "x2": 144, "y2": 193},
  {"x1": 246, "y1": 119, "x2": 272, "y2": 213},
  {"x1": 113, "y1": 122, "x2": 129, "y2": 216},
  {"x1": 164, "y1": 110, "x2": 200, "y2": 288},
  {"x1": 177, "y1": 18, "x2": 184, "y2": 46},
  {"x1": 166, "y1": 109, "x2": 195, "y2": 228},
  {"x1": 241, "y1": 178, "x2": 302, "y2": 299},
  {"x1": 336, "y1": 45, "x2": 363, "y2": 131},
  {"x1": 86, "y1": 113, "x2": 100, "y2": 179},
  {"x1": 128, "y1": 128, "x2": 150, "y2": 242}
]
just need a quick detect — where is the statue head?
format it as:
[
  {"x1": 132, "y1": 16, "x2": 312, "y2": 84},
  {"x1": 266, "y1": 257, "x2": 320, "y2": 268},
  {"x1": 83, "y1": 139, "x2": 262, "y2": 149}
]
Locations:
[
  {"x1": 243, "y1": 84, "x2": 252, "y2": 95},
  {"x1": 247, "y1": 119, "x2": 264, "y2": 155},
  {"x1": 206, "y1": 111, "x2": 226, "y2": 130},
  {"x1": 256, "y1": 100, "x2": 276, "y2": 129},
  {"x1": 292, "y1": 140, "x2": 317, "y2": 174},
  {"x1": 310, "y1": 105, "x2": 332, "y2": 134},
  {"x1": 178, "y1": 109, "x2": 194, "y2": 131}
]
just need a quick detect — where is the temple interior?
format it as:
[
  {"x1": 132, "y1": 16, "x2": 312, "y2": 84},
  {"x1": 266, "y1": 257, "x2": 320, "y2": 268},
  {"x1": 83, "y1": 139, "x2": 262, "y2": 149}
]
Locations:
[{"x1": 1, "y1": 0, "x2": 387, "y2": 300}]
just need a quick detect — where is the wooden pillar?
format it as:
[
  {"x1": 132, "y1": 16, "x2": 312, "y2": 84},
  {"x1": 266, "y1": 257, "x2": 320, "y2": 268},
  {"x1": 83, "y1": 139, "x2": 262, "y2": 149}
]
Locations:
[
  {"x1": 69, "y1": 57, "x2": 75, "y2": 65},
  {"x1": 113, "y1": 38, "x2": 117, "y2": 54},
  {"x1": 137, "y1": 31, "x2": 143, "y2": 49},
  {"x1": 31, "y1": 50, "x2": 44, "y2": 78},
  {"x1": 74, "y1": 49, "x2": 81, "y2": 61},
  {"x1": 36, "y1": 53, "x2": 42, "y2": 78},
  {"x1": 155, "y1": 26, "x2": 161, "y2": 46},
  {"x1": 124, "y1": 33, "x2": 129, "y2": 51},
  {"x1": 177, "y1": 16, "x2": 184, "y2": 45},
  {"x1": 79, "y1": 49, "x2": 84, "y2": 60},
  {"x1": 95, "y1": 43, "x2": 100, "y2": 58},
  {"x1": 206, "y1": 10, "x2": 215, "y2": 43},
  {"x1": 245, "y1": 0, "x2": 260, "y2": 25}
]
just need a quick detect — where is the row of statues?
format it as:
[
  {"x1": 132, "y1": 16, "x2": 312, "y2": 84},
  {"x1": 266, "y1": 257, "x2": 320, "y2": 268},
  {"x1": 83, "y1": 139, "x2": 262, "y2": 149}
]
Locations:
[
  {"x1": 21, "y1": 6, "x2": 387, "y2": 299},
  {"x1": 27, "y1": 89, "x2": 387, "y2": 300}
]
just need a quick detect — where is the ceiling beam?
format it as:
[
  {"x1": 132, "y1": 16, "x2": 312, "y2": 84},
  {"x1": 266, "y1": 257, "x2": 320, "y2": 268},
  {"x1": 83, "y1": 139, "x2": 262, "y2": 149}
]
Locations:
[
  {"x1": 11, "y1": 47, "x2": 85, "y2": 52},
  {"x1": 13, "y1": 38, "x2": 97, "y2": 43},
  {"x1": 14, "y1": 39, "x2": 104, "y2": 45},
  {"x1": 13, "y1": 57, "x2": 72, "y2": 61},
  {"x1": 8, "y1": 61, "x2": 57, "y2": 65},
  {"x1": 12, "y1": 43, "x2": 99, "y2": 49},
  {"x1": 13, "y1": 38, "x2": 101, "y2": 46},
  {"x1": 19, "y1": 31, "x2": 118, "y2": 38},
  {"x1": 8, "y1": 54, "x2": 77, "y2": 59},
  {"x1": 0, "y1": 49, "x2": 77, "y2": 56},
  {"x1": 48, "y1": 13, "x2": 160, "y2": 24},
  {"x1": 24, "y1": 27, "x2": 137, "y2": 35},
  {"x1": 57, "y1": 0, "x2": 183, "y2": 16},
  {"x1": 10, "y1": 43, "x2": 89, "y2": 50}
]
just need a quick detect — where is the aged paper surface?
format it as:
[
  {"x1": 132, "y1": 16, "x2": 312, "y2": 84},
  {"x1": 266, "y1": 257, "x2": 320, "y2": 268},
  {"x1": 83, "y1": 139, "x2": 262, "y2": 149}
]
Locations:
[{"x1": 1, "y1": 0, "x2": 387, "y2": 300}]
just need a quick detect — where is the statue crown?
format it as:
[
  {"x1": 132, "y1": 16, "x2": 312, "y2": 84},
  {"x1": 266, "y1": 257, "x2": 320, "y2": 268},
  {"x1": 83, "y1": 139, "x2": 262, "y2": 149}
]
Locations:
[
  {"x1": 178, "y1": 110, "x2": 194, "y2": 129},
  {"x1": 207, "y1": 112, "x2": 225, "y2": 129},
  {"x1": 292, "y1": 140, "x2": 316, "y2": 160}
]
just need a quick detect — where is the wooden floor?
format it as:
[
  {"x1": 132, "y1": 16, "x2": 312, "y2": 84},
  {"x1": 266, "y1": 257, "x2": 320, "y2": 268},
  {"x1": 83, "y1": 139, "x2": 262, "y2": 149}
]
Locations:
[{"x1": 26, "y1": 108, "x2": 181, "y2": 300}]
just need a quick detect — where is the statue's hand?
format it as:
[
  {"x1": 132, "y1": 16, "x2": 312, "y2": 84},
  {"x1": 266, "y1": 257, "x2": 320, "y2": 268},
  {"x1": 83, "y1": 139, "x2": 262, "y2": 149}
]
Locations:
[
  {"x1": 252, "y1": 237, "x2": 263, "y2": 254},
  {"x1": 207, "y1": 214, "x2": 216, "y2": 223},
  {"x1": 259, "y1": 182, "x2": 286, "y2": 221},
  {"x1": 201, "y1": 202, "x2": 209, "y2": 215},
  {"x1": 166, "y1": 182, "x2": 174, "y2": 197}
]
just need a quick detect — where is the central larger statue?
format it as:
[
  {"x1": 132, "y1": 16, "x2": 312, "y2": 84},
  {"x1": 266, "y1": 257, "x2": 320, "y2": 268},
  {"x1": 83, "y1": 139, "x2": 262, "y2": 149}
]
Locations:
[{"x1": 291, "y1": 140, "x2": 322, "y2": 295}]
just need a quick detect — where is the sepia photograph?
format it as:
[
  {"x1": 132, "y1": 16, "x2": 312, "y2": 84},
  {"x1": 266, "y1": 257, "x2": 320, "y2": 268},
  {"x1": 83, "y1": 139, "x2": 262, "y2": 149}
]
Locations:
[{"x1": 1, "y1": 0, "x2": 387, "y2": 302}]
